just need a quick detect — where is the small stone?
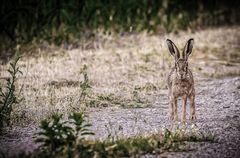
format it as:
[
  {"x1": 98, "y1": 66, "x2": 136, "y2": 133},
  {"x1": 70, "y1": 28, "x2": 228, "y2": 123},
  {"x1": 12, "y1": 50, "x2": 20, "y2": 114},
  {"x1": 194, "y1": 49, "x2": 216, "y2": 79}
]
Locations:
[
  {"x1": 233, "y1": 115, "x2": 239, "y2": 119},
  {"x1": 223, "y1": 106, "x2": 230, "y2": 108}
]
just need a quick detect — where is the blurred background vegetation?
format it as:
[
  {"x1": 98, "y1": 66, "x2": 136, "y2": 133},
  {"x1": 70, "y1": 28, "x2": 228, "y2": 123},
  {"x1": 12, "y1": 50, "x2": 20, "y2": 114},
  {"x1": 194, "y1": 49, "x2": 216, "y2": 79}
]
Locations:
[{"x1": 0, "y1": 0, "x2": 239, "y2": 57}]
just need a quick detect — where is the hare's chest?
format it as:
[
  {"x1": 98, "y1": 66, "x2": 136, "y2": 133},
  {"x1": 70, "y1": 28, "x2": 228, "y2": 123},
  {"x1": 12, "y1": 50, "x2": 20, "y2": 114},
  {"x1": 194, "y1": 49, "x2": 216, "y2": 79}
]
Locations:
[{"x1": 172, "y1": 80, "x2": 191, "y2": 96}]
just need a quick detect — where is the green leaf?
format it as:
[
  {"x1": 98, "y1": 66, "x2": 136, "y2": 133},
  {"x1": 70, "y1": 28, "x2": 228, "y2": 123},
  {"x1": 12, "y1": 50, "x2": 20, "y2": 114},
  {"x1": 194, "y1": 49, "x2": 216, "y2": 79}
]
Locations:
[
  {"x1": 18, "y1": 70, "x2": 23, "y2": 75},
  {"x1": 81, "y1": 132, "x2": 95, "y2": 136}
]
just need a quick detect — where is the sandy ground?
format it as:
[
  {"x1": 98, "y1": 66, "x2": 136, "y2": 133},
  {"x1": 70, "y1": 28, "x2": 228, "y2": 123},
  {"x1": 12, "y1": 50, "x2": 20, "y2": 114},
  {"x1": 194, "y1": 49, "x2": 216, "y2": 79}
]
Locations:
[{"x1": 0, "y1": 76, "x2": 240, "y2": 157}]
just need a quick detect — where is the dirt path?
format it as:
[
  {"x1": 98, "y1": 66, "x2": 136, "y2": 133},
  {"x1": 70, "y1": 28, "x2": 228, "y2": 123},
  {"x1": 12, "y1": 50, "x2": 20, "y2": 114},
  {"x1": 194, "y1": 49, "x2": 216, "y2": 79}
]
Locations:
[{"x1": 0, "y1": 76, "x2": 240, "y2": 157}]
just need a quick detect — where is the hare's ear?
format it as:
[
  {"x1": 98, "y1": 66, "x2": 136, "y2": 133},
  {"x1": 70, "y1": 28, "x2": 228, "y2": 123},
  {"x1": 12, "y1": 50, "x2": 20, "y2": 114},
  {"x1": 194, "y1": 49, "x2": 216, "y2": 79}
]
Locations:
[
  {"x1": 166, "y1": 39, "x2": 180, "y2": 61},
  {"x1": 183, "y1": 38, "x2": 194, "y2": 61}
]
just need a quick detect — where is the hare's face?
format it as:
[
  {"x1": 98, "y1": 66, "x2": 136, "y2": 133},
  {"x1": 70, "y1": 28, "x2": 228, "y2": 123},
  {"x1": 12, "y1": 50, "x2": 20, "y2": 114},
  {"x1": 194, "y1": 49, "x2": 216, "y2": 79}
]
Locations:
[
  {"x1": 166, "y1": 38, "x2": 194, "y2": 79},
  {"x1": 176, "y1": 59, "x2": 188, "y2": 79}
]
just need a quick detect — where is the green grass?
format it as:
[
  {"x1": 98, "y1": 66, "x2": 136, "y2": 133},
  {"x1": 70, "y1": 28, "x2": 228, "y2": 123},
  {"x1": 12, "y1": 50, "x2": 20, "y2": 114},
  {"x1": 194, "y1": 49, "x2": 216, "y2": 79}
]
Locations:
[
  {"x1": 1, "y1": 0, "x2": 237, "y2": 52},
  {"x1": 16, "y1": 112, "x2": 214, "y2": 158}
]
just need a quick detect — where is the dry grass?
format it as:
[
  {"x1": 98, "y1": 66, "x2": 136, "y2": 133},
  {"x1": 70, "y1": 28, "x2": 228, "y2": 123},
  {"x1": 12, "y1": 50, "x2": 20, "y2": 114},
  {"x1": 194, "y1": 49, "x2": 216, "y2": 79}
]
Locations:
[{"x1": 0, "y1": 26, "x2": 239, "y2": 125}]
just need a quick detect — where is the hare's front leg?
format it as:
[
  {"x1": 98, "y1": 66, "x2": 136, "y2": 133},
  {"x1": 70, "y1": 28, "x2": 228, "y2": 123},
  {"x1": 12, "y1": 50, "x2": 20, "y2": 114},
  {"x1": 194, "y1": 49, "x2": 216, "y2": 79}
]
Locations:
[
  {"x1": 173, "y1": 97, "x2": 178, "y2": 121},
  {"x1": 182, "y1": 95, "x2": 187, "y2": 123},
  {"x1": 169, "y1": 97, "x2": 177, "y2": 121},
  {"x1": 169, "y1": 101, "x2": 174, "y2": 120},
  {"x1": 189, "y1": 94, "x2": 196, "y2": 120}
]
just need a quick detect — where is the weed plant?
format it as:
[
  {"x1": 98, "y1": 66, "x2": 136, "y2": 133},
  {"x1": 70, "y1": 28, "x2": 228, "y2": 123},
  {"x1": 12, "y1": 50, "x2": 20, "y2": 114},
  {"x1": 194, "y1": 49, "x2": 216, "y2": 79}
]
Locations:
[{"x1": 0, "y1": 56, "x2": 22, "y2": 129}]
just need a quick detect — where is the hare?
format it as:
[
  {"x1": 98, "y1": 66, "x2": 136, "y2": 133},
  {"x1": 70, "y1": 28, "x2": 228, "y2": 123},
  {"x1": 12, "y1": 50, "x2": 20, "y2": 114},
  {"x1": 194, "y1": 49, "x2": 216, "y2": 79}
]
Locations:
[{"x1": 166, "y1": 38, "x2": 196, "y2": 123}]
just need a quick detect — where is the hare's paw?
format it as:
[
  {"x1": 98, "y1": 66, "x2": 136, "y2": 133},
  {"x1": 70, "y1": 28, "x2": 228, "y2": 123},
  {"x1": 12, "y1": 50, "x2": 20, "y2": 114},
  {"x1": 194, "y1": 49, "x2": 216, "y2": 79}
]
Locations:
[
  {"x1": 181, "y1": 117, "x2": 186, "y2": 123},
  {"x1": 190, "y1": 115, "x2": 196, "y2": 120},
  {"x1": 174, "y1": 116, "x2": 179, "y2": 122}
]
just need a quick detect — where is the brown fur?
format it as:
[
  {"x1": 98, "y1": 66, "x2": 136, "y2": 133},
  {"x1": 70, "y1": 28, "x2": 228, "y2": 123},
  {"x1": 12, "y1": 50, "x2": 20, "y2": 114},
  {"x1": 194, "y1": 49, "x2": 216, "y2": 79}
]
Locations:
[{"x1": 166, "y1": 39, "x2": 196, "y2": 122}]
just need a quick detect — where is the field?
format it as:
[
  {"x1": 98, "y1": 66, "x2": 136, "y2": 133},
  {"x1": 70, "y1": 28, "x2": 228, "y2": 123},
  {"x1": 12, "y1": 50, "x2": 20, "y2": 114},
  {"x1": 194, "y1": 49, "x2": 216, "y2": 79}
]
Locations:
[{"x1": 0, "y1": 26, "x2": 240, "y2": 157}]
